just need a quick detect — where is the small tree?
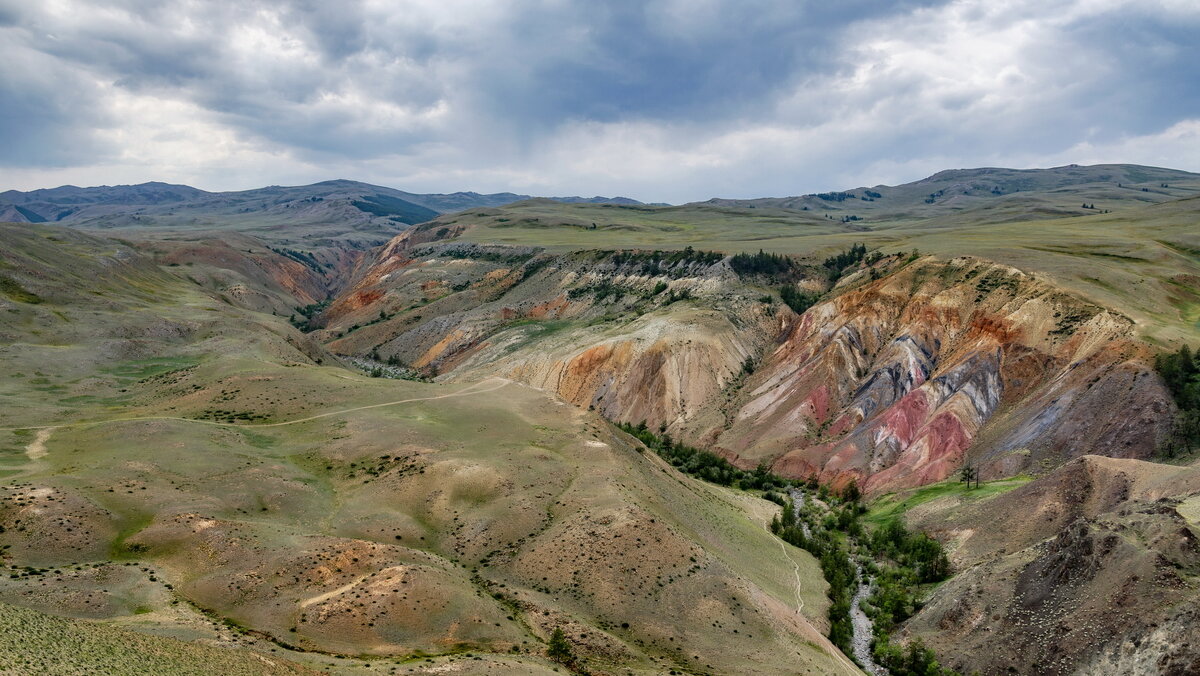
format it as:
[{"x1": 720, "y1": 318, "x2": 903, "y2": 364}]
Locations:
[
  {"x1": 960, "y1": 465, "x2": 978, "y2": 489},
  {"x1": 842, "y1": 480, "x2": 861, "y2": 503},
  {"x1": 547, "y1": 627, "x2": 574, "y2": 664}
]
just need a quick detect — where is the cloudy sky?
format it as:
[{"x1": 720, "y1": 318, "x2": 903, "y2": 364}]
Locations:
[{"x1": 2, "y1": 0, "x2": 1198, "y2": 202}]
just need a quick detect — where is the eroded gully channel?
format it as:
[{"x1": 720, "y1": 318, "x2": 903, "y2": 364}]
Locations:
[{"x1": 789, "y1": 488, "x2": 888, "y2": 675}]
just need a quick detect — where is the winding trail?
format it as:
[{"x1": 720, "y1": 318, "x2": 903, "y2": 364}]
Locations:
[
  {"x1": 771, "y1": 528, "x2": 806, "y2": 616},
  {"x1": 0, "y1": 378, "x2": 512, "y2": 434},
  {"x1": 768, "y1": 489, "x2": 864, "y2": 676},
  {"x1": 299, "y1": 573, "x2": 374, "y2": 608},
  {"x1": 775, "y1": 488, "x2": 808, "y2": 614}
]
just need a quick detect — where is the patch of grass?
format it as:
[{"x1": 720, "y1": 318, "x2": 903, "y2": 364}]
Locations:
[
  {"x1": 0, "y1": 275, "x2": 41, "y2": 304},
  {"x1": 865, "y1": 476, "x2": 1033, "y2": 526},
  {"x1": 239, "y1": 429, "x2": 279, "y2": 450},
  {"x1": 0, "y1": 602, "x2": 313, "y2": 675},
  {"x1": 106, "y1": 356, "x2": 200, "y2": 381}
]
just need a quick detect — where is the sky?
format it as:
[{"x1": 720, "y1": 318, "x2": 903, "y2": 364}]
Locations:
[{"x1": 1, "y1": 0, "x2": 1199, "y2": 203}]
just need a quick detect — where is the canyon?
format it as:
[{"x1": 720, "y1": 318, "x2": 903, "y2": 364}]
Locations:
[{"x1": 0, "y1": 164, "x2": 1197, "y2": 674}]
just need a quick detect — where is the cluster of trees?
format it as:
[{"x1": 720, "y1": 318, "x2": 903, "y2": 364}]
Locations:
[
  {"x1": 270, "y1": 246, "x2": 324, "y2": 274},
  {"x1": 435, "y1": 244, "x2": 535, "y2": 266},
  {"x1": 813, "y1": 191, "x2": 857, "y2": 202},
  {"x1": 869, "y1": 520, "x2": 951, "y2": 584},
  {"x1": 615, "y1": 422, "x2": 787, "y2": 491},
  {"x1": 617, "y1": 419, "x2": 957, "y2": 674},
  {"x1": 779, "y1": 286, "x2": 821, "y2": 314},
  {"x1": 567, "y1": 280, "x2": 626, "y2": 302},
  {"x1": 863, "y1": 520, "x2": 953, "y2": 675},
  {"x1": 874, "y1": 637, "x2": 956, "y2": 676},
  {"x1": 958, "y1": 465, "x2": 980, "y2": 489},
  {"x1": 823, "y1": 242, "x2": 869, "y2": 278},
  {"x1": 288, "y1": 299, "x2": 330, "y2": 332},
  {"x1": 567, "y1": 279, "x2": 693, "y2": 305},
  {"x1": 663, "y1": 287, "x2": 694, "y2": 304},
  {"x1": 607, "y1": 246, "x2": 723, "y2": 278},
  {"x1": 1156, "y1": 345, "x2": 1200, "y2": 457},
  {"x1": 729, "y1": 249, "x2": 799, "y2": 279}
]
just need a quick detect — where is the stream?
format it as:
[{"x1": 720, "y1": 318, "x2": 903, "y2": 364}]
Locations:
[
  {"x1": 790, "y1": 488, "x2": 888, "y2": 675},
  {"x1": 851, "y1": 563, "x2": 887, "y2": 675}
]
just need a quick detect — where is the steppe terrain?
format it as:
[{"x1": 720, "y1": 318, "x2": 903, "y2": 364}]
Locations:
[{"x1": 1, "y1": 163, "x2": 1198, "y2": 675}]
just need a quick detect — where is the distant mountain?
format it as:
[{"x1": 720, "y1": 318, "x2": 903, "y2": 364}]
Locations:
[
  {"x1": 696, "y1": 163, "x2": 1200, "y2": 223},
  {"x1": 548, "y1": 195, "x2": 647, "y2": 205},
  {"x1": 0, "y1": 181, "x2": 207, "y2": 207},
  {"x1": 0, "y1": 182, "x2": 208, "y2": 222},
  {"x1": 0, "y1": 179, "x2": 651, "y2": 226}
]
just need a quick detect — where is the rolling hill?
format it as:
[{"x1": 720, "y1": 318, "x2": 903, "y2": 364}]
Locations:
[
  {"x1": 0, "y1": 223, "x2": 857, "y2": 675},
  {"x1": 0, "y1": 180, "x2": 649, "y2": 228},
  {"x1": 1, "y1": 162, "x2": 1198, "y2": 675},
  {"x1": 698, "y1": 164, "x2": 1200, "y2": 224}
]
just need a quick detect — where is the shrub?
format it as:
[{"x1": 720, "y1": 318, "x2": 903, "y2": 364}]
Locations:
[
  {"x1": 779, "y1": 286, "x2": 820, "y2": 314},
  {"x1": 1156, "y1": 345, "x2": 1200, "y2": 456}
]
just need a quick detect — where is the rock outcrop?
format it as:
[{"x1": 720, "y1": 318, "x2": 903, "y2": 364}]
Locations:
[{"x1": 901, "y1": 456, "x2": 1200, "y2": 675}]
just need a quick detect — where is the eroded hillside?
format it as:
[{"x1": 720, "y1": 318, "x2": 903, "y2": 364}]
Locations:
[
  {"x1": 897, "y1": 456, "x2": 1200, "y2": 675},
  {"x1": 0, "y1": 224, "x2": 857, "y2": 675},
  {"x1": 2, "y1": 163, "x2": 1198, "y2": 675},
  {"x1": 318, "y1": 239, "x2": 1174, "y2": 496}
]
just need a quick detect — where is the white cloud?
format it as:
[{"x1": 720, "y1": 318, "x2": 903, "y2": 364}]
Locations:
[
  {"x1": 0, "y1": 0, "x2": 1197, "y2": 200},
  {"x1": 1040, "y1": 119, "x2": 1200, "y2": 170}
]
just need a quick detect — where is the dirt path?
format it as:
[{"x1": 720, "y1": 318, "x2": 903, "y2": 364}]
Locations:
[
  {"x1": 771, "y1": 488, "x2": 808, "y2": 615},
  {"x1": 770, "y1": 529, "x2": 807, "y2": 615},
  {"x1": 0, "y1": 379, "x2": 512, "y2": 434},
  {"x1": 299, "y1": 573, "x2": 374, "y2": 608},
  {"x1": 24, "y1": 427, "x2": 53, "y2": 460}
]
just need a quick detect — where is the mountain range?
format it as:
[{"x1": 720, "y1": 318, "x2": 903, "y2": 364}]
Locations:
[{"x1": 0, "y1": 179, "x2": 650, "y2": 227}]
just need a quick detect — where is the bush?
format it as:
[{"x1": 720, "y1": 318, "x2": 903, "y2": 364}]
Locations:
[
  {"x1": 779, "y1": 286, "x2": 820, "y2": 314},
  {"x1": 1156, "y1": 345, "x2": 1200, "y2": 455}
]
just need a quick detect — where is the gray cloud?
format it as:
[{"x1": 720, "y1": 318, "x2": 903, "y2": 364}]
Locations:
[{"x1": 0, "y1": 0, "x2": 1197, "y2": 202}]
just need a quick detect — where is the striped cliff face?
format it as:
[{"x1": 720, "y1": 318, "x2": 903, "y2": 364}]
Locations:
[
  {"x1": 716, "y1": 259, "x2": 1172, "y2": 494},
  {"x1": 325, "y1": 243, "x2": 1175, "y2": 495}
]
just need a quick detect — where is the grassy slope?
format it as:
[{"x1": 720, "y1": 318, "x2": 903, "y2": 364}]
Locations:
[
  {"x1": 421, "y1": 188, "x2": 1200, "y2": 343},
  {"x1": 703, "y1": 164, "x2": 1200, "y2": 217},
  {"x1": 0, "y1": 224, "x2": 855, "y2": 674},
  {"x1": 5, "y1": 377, "x2": 846, "y2": 674},
  {"x1": 863, "y1": 477, "x2": 1033, "y2": 527},
  {"x1": 0, "y1": 602, "x2": 315, "y2": 676}
]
